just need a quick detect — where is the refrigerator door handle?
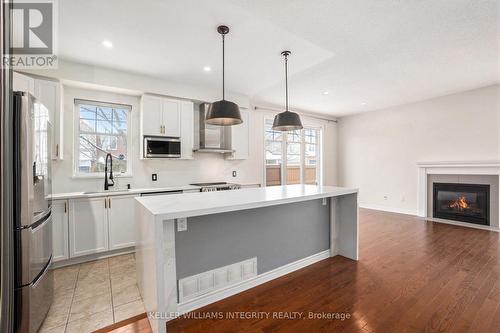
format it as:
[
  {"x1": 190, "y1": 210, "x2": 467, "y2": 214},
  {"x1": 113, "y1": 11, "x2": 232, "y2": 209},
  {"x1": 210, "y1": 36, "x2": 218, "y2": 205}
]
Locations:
[{"x1": 30, "y1": 210, "x2": 51, "y2": 232}]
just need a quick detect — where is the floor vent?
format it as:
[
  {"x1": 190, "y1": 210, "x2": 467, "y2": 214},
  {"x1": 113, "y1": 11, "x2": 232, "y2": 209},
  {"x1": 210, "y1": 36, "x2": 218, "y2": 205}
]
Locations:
[{"x1": 178, "y1": 257, "x2": 257, "y2": 302}]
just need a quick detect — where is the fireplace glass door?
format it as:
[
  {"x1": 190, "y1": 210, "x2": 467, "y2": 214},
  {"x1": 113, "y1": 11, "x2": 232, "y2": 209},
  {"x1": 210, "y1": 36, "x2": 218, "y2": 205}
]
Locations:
[{"x1": 433, "y1": 183, "x2": 489, "y2": 225}]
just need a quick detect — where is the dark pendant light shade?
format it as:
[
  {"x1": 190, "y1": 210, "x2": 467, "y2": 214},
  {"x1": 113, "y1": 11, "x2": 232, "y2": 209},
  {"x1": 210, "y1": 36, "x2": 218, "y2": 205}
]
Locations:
[
  {"x1": 206, "y1": 25, "x2": 242, "y2": 126},
  {"x1": 206, "y1": 100, "x2": 242, "y2": 125},
  {"x1": 272, "y1": 51, "x2": 303, "y2": 131}
]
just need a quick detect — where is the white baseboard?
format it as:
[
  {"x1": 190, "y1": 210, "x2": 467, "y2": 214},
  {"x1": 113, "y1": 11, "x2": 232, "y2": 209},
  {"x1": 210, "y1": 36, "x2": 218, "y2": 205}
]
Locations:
[
  {"x1": 359, "y1": 204, "x2": 418, "y2": 216},
  {"x1": 50, "y1": 247, "x2": 135, "y2": 269},
  {"x1": 360, "y1": 204, "x2": 499, "y2": 232},
  {"x1": 176, "y1": 250, "x2": 330, "y2": 315}
]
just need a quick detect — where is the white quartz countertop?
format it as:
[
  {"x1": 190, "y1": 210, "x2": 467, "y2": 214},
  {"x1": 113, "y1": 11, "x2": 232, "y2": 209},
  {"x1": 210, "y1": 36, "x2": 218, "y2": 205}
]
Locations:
[
  {"x1": 136, "y1": 184, "x2": 358, "y2": 220},
  {"x1": 50, "y1": 183, "x2": 262, "y2": 200},
  {"x1": 50, "y1": 185, "x2": 202, "y2": 200}
]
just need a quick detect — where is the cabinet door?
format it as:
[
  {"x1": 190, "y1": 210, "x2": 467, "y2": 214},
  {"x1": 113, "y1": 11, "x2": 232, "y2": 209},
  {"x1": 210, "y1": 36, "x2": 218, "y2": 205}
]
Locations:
[
  {"x1": 34, "y1": 79, "x2": 61, "y2": 159},
  {"x1": 108, "y1": 195, "x2": 138, "y2": 250},
  {"x1": 142, "y1": 95, "x2": 163, "y2": 136},
  {"x1": 162, "y1": 98, "x2": 181, "y2": 137},
  {"x1": 52, "y1": 200, "x2": 69, "y2": 262},
  {"x1": 69, "y1": 198, "x2": 109, "y2": 257},
  {"x1": 228, "y1": 108, "x2": 250, "y2": 160},
  {"x1": 180, "y1": 101, "x2": 194, "y2": 159},
  {"x1": 12, "y1": 72, "x2": 35, "y2": 95}
]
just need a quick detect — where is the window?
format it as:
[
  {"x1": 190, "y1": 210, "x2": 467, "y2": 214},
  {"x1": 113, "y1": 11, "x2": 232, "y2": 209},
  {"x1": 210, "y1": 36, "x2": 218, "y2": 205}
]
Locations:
[
  {"x1": 264, "y1": 119, "x2": 321, "y2": 186},
  {"x1": 75, "y1": 99, "x2": 131, "y2": 176}
]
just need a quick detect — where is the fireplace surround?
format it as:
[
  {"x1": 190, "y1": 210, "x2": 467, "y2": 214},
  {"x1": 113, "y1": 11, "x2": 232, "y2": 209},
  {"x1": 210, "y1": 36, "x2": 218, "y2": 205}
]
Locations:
[
  {"x1": 433, "y1": 183, "x2": 489, "y2": 226},
  {"x1": 417, "y1": 161, "x2": 500, "y2": 230}
]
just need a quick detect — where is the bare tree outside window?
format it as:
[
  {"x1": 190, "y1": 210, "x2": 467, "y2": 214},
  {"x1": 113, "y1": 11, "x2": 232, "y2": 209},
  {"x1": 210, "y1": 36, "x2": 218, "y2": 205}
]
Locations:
[{"x1": 75, "y1": 100, "x2": 131, "y2": 175}]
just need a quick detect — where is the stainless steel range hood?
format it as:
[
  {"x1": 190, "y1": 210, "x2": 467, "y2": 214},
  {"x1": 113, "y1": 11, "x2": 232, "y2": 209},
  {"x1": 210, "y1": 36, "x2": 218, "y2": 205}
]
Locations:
[{"x1": 193, "y1": 103, "x2": 234, "y2": 154}]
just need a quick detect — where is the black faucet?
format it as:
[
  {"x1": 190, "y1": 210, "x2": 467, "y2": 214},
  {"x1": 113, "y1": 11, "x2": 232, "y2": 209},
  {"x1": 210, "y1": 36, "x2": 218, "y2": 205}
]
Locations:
[{"x1": 104, "y1": 153, "x2": 114, "y2": 190}]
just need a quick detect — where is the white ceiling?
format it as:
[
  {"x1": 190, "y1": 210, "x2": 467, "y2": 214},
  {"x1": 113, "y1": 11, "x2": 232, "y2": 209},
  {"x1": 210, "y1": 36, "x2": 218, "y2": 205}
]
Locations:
[{"x1": 59, "y1": 0, "x2": 500, "y2": 116}]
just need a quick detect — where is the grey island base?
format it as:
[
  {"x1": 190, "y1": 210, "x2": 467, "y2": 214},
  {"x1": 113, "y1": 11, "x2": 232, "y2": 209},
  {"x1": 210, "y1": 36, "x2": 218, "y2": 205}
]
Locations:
[{"x1": 135, "y1": 185, "x2": 358, "y2": 333}]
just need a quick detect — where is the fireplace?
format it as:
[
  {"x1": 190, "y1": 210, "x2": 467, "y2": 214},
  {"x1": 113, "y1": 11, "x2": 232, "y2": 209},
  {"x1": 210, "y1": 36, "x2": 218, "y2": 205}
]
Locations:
[{"x1": 433, "y1": 183, "x2": 490, "y2": 225}]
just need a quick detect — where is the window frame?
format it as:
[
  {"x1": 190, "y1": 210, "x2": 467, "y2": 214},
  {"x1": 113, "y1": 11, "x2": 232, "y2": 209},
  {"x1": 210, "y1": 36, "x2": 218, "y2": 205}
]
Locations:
[
  {"x1": 263, "y1": 117, "x2": 323, "y2": 186},
  {"x1": 73, "y1": 99, "x2": 133, "y2": 178}
]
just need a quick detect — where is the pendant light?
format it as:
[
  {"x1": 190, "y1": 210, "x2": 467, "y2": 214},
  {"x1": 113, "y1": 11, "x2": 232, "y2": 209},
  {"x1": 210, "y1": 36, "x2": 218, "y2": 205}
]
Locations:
[
  {"x1": 206, "y1": 25, "x2": 243, "y2": 126},
  {"x1": 272, "y1": 51, "x2": 303, "y2": 131}
]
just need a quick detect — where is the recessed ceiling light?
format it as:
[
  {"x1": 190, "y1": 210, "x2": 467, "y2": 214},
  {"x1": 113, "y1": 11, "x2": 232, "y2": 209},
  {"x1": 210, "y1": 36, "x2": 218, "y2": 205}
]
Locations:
[
  {"x1": 101, "y1": 40, "x2": 113, "y2": 48},
  {"x1": 203, "y1": 66, "x2": 211, "y2": 72},
  {"x1": 322, "y1": 91, "x2": 329, "y2": 95},
  {"x1": 361, "y1": 102, "x2": 367, "y2": 105}
]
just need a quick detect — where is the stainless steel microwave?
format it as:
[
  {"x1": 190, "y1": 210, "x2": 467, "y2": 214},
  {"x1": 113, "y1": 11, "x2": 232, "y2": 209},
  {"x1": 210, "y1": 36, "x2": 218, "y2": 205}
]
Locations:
[{"x1": 144, "y1": 136, "x2": 181, "y2": 158}]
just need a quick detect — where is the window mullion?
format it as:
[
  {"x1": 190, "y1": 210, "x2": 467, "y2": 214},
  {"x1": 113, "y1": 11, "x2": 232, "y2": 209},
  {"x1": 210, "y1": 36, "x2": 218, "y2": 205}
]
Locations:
[
  {"x1": 301, "y1": 129, "x2": 305, "y2": 184},
  {"x1": 282, "y1": 133, "x2": 287, "y2": 185}
]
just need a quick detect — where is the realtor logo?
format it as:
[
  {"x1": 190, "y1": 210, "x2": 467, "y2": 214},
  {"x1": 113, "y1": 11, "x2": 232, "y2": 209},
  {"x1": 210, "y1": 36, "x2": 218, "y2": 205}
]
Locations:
[{"x1": 4, "y1": 0, "x2": 58, "y2": 68}]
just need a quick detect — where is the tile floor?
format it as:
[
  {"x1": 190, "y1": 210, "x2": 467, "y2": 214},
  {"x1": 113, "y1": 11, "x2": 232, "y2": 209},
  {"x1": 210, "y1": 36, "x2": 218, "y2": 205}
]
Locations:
[{"x1": 39, "y1": 254, "x2": 146, "y2": 333}]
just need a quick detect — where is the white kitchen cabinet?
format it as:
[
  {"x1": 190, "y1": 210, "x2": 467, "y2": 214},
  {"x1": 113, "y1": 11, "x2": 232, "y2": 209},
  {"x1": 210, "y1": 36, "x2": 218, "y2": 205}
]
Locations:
[
  {"x1": 34, "y1": 78, "x2": 62, "y2": 159},
  {"x1": 180, "y1": 100, "x2": 194, "y2": 159},
  {"x1": 52, "y1": 200, "x2": 69, "y2": 262},
  {"x1": 227, "y1": 108, "x2": 250, "y2": 160},
  {"x1": 13, "y1": 72, "x2": 35, "y2": 95},
  {"x1": 163, "y1": 98, "x2": 181, "y2": 137},
  {"x1": 141, "y1": 95, "x2": 163, "y2": 137},
  {"x1": 108, "y1": 195, "x2": 138, "y2": 250},
  {"x1": 141, "y1": 95, "x2": 181, "y2": 137},
  {"x1": 69, "y1": 197, "x2": 109, "y2": 257}
]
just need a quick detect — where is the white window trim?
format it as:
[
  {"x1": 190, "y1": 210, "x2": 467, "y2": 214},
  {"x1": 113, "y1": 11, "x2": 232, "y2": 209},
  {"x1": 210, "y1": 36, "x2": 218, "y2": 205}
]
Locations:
[
  {"x1": 73, "y1": 99, "x2": 133, "y2": 178},
  {"x1": 263, "y1": 116, "x2": 324, "y2": 186}
]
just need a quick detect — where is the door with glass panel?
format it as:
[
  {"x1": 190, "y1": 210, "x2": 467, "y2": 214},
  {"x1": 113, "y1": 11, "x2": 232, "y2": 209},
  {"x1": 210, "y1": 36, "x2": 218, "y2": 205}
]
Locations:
[
  {"x1": 265, "y1": 119, "x2": 283, "y2": 186},
  {"x1": 265, "y1": 119, "x2": 321, "y2": 186}
]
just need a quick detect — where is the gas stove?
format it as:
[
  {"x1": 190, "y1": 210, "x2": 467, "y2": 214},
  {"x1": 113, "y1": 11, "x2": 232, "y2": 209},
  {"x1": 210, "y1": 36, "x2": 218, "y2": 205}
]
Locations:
[{"x1": 190, "y1": 182, "x2": 241, "y2": 192}]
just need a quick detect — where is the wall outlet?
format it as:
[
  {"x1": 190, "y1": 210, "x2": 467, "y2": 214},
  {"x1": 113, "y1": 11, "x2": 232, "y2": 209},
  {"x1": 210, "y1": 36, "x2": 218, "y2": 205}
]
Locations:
[
  {"x1": 152, "y1": 174, "x2": 158, "y2": 181},
  {"x1": 232, "y1": 170, "x2": 237, "y2": 177},
  {"x1": 177, "y1": 218, "x2": 187, "y2": 232}
]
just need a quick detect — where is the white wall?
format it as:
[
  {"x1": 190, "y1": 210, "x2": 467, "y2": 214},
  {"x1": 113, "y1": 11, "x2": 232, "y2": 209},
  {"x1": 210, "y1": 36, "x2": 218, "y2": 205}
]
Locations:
[
  {"x1": 26, "y1": 60, "x2": 338, "y2": 193},
  {"x1": 53, "y1": 85, "x2": 338, "y2": 193},
  {"x1": 337, "y1": 84, "x2": 500, "y2": 215}
]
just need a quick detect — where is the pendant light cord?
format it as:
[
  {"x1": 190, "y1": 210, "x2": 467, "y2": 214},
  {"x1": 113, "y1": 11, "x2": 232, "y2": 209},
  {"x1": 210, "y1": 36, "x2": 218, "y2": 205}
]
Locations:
[
  {"x1": 284, "y1": 53, "x2": 289, "y2": 112},
  {"x1": 222, "y1": 33, "x2": 225, "y2": 100}
]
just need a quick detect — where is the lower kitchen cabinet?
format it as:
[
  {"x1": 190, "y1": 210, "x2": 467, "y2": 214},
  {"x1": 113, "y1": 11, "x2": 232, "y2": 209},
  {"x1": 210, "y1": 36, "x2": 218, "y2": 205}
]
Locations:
[
  {"x1": 52, "y1": 195, "x2": 139, "y2": 262},
  {"x1": 108, "y1": 195, "x2": 138, "y2": 250},
  {"x1": 69, "y1": 197, "x2": 109, "y2": 257},
  {"x1": 52, "y1": 200, "x2": 69, "y2": 262}
]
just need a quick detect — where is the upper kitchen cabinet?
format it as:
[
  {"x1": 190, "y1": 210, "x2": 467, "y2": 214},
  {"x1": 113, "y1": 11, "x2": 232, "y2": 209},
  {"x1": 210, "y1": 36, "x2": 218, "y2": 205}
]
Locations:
[
  {"x1": 141, "y1": 94, "x2": 180, "y2": 137},
  {"x1": 227, "y1": 108, "x2": 250, "y2": 160},
  {"x1": 163, "y1": 98, "x2": 181, "y2": 137},
  {"x1": 13, "y1": 72, "x2": 63, "y2": 160},
  {"x1": 140, "y1": 94, "x2": 193, "y2": 159},
  {"x1": 141, "y1": 95, "x2": 163, "y2": 136}
]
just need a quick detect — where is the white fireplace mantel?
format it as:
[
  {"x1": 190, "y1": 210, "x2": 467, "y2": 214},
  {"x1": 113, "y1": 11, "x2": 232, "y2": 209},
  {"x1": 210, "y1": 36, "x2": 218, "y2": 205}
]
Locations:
[{"x1": 417, "y1": 161, "x2": 500, "y2": 218}]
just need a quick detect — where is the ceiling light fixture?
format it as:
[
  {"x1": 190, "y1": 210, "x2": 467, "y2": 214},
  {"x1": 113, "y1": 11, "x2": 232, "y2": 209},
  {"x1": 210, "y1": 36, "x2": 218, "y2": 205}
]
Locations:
[
  {"x1": 203, "y1": 66, "x2": 211, "y2": 72},
  {"x1": 322, "y1": 91, "x2": 329, "y2": 95},
  {"x1": 272, "y1": 51, "x2": 303, "y2": 131},
  {"x1": 205, "y1": 25, "x2": 242, "y2": 126},
  {"x1": 101, "y1": 40, "x2": 113, "y2": 48}
]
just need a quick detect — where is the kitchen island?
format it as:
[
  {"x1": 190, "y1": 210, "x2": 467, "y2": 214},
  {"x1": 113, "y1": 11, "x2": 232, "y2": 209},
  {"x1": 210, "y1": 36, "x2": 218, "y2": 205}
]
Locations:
[{"x1": 135, "y1": 185, "x2": 358, "y2": 333}]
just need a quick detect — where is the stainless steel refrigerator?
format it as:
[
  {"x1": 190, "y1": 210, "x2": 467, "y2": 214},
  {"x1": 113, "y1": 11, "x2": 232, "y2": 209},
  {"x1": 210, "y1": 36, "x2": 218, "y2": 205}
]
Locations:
[{"x1": 12, "y1": 92, "x2": 53, "y2": 333}]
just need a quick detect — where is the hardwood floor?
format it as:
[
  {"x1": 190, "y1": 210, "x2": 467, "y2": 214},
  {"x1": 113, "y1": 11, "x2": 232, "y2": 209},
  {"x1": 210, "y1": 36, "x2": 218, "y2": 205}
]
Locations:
[{"x1": 96, "y1": 209, "x2": 500, "y2": 333}]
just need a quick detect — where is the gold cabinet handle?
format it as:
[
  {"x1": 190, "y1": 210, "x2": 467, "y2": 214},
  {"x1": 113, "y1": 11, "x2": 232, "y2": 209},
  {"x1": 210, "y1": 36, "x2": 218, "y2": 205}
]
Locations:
[
  {"x1": 55, "y1": 144, "x2": 59, "y2": 157},
  {"x1": 109, "y1": 198, "x2": 111, "y2": 209},
  {"x1": 64, "y1": 201, "x2": 67, "y2": 213},
  {"x1": 105, "y1": 198, "x2": 107, "y2": 209}
]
